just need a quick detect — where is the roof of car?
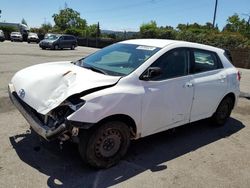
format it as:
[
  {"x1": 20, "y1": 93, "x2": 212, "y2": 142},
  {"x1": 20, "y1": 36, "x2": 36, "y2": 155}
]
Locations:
[
  {"x1": 61, "y1": 34, "x2": 75, "y2": 37},
  {"x1": 120, "y1": 39, "x2": 223, "y2": 52},
  {"x1": 120, "y1": 39, "x2": 176, "y2": 48}
]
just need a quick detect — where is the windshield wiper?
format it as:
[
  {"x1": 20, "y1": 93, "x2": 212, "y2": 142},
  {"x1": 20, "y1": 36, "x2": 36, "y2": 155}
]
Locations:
[{"x1": 84, "y1": 66, "x2": 107, "y2": 75}]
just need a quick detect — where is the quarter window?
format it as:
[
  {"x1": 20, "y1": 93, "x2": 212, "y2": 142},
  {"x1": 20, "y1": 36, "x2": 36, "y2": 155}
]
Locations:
[{"x1": 193, "y1": 50, "x2": 222, "y2": 73}]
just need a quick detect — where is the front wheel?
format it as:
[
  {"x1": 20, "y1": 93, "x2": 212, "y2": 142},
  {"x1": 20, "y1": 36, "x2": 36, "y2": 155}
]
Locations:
[
  {"x1": 78, "y1": 121, "x2": 130, "y2": 168},
  {"x1": 212, "y1": 97, "x2": 233, "y2": 126},
  {"x1": 53, "y1": 44, "x2": 59, "y2": 50}
]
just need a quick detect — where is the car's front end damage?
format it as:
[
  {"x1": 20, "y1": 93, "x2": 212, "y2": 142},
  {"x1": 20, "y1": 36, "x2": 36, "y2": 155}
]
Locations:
[
  {"x1": 9, "y1": 83, "x2": 82, "y2": 141},
  {"x1": 8, "y1": 61, "x2": 121, "y2": 142}
]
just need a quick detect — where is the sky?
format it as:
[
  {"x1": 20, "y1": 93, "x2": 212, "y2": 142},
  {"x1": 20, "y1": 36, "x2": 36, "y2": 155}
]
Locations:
[{"x1": 0, "y1": 0, "x2": 250, "y2": 31}]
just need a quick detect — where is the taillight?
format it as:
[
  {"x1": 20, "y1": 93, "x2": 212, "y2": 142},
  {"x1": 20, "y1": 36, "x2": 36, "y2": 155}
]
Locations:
[{"x1": 237, "y1": 71, "x2": 241, "y2": 81}]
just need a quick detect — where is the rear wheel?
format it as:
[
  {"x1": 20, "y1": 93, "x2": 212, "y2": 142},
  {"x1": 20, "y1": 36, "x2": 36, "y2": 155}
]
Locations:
[
  {"x1": 212, "y1": 97, "x2": 233, "y2": 126},
  {"x1": 71, "y1": 44, "x2": 75, "y2": 50},
  {"x1": 78, "y1": 121, "x2": 130, "y2": 168}
]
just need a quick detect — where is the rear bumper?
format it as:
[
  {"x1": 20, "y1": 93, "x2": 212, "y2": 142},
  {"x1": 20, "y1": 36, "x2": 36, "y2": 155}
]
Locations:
[
  {"x1": 11, "y1": 37, "x2": 23, "y2": 41},
  {"x1": 28, "y1": 38, "x2": 39, "y2": 42},
  {"x1": 8, "y1": 83, "x2": 68, "y2": 140}
]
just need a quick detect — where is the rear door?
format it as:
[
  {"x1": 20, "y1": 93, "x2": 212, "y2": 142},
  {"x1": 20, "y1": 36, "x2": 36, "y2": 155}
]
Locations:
[
  {"x1": 189, "y1": 49, "x2": 227, "y2": 122},
  {"x1": 65, "y1": 36, "x2": 72, "y2": 48}
]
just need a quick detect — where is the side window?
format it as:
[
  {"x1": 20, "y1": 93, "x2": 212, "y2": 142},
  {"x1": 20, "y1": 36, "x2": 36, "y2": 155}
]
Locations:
[
  {"x1": 150, "y1": 48, "x2": 189, "y2": 80},
  {"x1": 64, "y1": 36, "x2": 70, "y2": 40},
  {"x1": 192, "y1": 50, "x2": 222, "y2": 73}
]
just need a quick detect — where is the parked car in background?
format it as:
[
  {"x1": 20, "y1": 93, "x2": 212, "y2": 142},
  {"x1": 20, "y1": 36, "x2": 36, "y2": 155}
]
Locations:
[
  {"x1": 39, "y1": 34, "x2": 77, "y2": 50},
  {"x1": 0, "y1": 30, "x2": 5, "y2": 42},
  {"x1": 9, "y1": 39, "x2": 240, "y2": 168},
  {"x1": 27, "y1": 32, "x2": 39, "y2": 43},
  {"x1": 10, "y1": 32, "x2": 23, "y2": 42}
]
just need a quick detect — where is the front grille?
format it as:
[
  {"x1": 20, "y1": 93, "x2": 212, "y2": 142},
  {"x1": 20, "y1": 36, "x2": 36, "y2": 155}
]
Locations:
[{"x1": 12, "y1": 92, "x2": 45, "y2": 125}]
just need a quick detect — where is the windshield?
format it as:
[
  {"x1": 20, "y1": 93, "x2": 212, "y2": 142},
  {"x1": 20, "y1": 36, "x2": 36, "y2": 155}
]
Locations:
[
  {"x1": 29, "y1": 33, "x2": 37, "y2": 36},
  {"x1": 79, "y1": 43, "x2": 160, "y2": 76},
  {"x1": 46, "y1": 35, "x2": 59, "y2": 40}
]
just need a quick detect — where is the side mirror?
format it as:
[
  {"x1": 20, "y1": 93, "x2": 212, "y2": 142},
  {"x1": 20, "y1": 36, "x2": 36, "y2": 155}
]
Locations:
[{"x1": 141, "y1": 67, "x2": 162, "y2": 80}]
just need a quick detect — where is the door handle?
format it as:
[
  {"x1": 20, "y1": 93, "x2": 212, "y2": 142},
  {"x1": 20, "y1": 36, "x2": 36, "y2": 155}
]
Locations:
[{"x1": 184, "y1": 82, "x2": 193, "y2": 88}]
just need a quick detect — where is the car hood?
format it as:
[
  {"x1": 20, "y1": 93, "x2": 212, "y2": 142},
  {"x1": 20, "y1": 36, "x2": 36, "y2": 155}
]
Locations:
[
  {"x1": 41, "y1": 39, "x2": 56, "y2": 43},
  {"x1": 11, "y1": 34, "x2": 22, "y2": 37},
  {"x1": 11, "y1": 61, "x2": 121, "y2": 114},
  {"x1": 28, "y1": 35, "x2": 38, "y2": 38}
]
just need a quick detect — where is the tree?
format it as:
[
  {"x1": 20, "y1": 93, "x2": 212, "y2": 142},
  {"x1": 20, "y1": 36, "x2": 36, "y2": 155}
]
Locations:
[
  {"x1": 41, "y1": 23, "x2": 52, "y2": 33},
  {"x1": 52, "y1": 8, "x2": 87, "y2": 31},
  {"x1": 177, "y1": 24, "x2": 189, "y2": 31},
  {"x1": 158, "y1": 26, "x2": 177, "y2": 39},
  {"x1": 87, "y1": 24, "x2": 98, "y2": 37},
  {"x1": 223, "y1": 14, "x2": 245, "y2": 32},
  {"x1": 140, "y1": 21, "x2": 158, "y2": 38},
  {"x1": 223, "y1": 14, "x2": 250, "y2": 39},
  {"x1": 21, "y1": 18, "x2": 27, "y2": 26}
]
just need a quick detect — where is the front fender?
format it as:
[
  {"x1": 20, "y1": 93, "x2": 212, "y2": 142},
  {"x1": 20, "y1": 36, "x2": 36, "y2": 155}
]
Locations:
[{"x1": 66, "y1": 85, "x2": 143, "y2": 134}]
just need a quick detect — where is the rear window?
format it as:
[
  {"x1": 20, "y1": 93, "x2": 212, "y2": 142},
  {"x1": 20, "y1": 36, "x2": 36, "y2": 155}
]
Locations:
[
  {"x1": 192, "y1": 49, "x2": 223, "y2": 73},
  {"x1": 64, "y1": 36, "x2": 75, "y2": 40}
]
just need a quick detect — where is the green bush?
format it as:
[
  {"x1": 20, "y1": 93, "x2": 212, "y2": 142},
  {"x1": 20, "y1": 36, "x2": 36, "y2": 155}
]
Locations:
[{"x1": 64, "y1": 27, "x2": 84, "y2": 37}]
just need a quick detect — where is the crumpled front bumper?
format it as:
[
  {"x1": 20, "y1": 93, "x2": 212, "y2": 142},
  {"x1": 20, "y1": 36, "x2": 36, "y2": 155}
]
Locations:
[{"x1": 8, "y1": 83, "x2": 68, "y2": 141}]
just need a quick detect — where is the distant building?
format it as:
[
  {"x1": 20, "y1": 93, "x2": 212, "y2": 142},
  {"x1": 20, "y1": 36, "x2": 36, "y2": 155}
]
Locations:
[{"x1": 0, "y1": 22, "x2": 29, "y2": 35}]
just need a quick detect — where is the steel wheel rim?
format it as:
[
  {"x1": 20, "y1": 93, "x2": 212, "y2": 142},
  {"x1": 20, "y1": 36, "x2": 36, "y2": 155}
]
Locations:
[{"x1": 95, "y1": 129, "x2": 122, "y2": 158}]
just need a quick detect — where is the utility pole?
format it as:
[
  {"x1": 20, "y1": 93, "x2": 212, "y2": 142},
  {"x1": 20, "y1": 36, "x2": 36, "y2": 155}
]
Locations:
[
  {"x1": 212, "y1": 0, "x2": 218, "y2": 28},
  {"x1": 242, "y1": 13, "x2": 250, "y2": 34},
  {"x1": 242, "y1": 13, "x2": 250, "y2": 26}
]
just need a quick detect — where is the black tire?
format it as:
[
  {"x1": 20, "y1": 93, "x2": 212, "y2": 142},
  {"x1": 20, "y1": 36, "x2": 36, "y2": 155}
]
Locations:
[
  {"x1": 212, "y1": 97, "x2": 233, "y2": 126},
  {"x1": 41, "y1": 47, "x2": 46, "y2": 50},
  {"x1": 71, "y1": 44, "x2": 75, "y2": 50},
  {"x1": 53, "y1": 44, "x2": 59, "y2": 50},
  {"x1": 27, "y1": 41, "x2": 30, "y2": 43},
  {"x1": 78, "y1": 121, "x2": 130, "y2": 168}
]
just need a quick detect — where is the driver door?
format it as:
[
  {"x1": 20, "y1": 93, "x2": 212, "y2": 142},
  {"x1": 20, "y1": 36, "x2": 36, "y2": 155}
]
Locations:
[{"x1": 140, "y1": 48, "x2": 194, "y2": 137}]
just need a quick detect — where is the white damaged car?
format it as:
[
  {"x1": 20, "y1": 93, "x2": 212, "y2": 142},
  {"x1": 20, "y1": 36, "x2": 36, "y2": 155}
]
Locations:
[{"x1": 9, "y1": 39, "x2": 240, "y2": 168}]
